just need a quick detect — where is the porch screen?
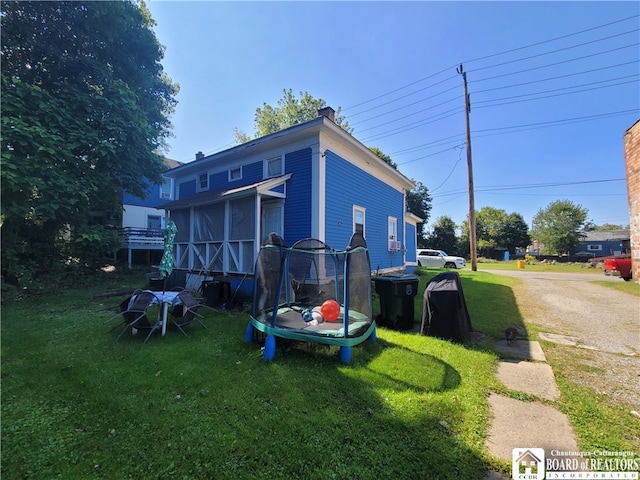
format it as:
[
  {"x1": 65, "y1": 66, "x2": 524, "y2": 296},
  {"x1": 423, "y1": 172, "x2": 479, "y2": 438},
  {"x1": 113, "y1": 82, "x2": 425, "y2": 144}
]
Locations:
[
  {"x1": 229, "y1": 196, "x2": 255, "y2": 240},
  {"x1": 171, "y1": 208, "x2": 190, "y2": 269},
  {"x1": 194, "y1": 204, "x2": 224, "y2": 241},
  {"x1": 229, "y1": 196, "x2": 255, "y2": 273}
]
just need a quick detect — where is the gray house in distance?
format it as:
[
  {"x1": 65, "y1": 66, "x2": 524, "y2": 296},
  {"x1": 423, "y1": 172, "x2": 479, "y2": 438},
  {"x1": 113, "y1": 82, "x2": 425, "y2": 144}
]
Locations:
[{"x1": 572, "y1": 229, "x2": 630, "y2": 258}]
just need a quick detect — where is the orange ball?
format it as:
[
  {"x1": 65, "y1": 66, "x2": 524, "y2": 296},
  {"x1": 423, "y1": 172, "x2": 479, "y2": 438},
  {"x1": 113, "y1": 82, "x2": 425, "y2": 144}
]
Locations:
[{"x1": 320, "y1": 299, "x2": 340, "y2": 322}]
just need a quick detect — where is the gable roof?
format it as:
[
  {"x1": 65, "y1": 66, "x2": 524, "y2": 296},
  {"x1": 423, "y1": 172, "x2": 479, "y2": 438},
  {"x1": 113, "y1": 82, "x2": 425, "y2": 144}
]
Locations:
[
  {"x1": 163, "y1": 114, "x2": 415, "y2": 191},
  {"x1": 162, "y1": 157, "x2": 183, "y2": 170},
  {"x1": 581, "y1": 229, "x2": 630, "y2": 241}
]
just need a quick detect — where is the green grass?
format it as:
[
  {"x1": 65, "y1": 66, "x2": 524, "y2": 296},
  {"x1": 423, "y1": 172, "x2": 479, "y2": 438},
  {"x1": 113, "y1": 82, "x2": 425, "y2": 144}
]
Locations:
[
  {"x1": 592, "y1": 280, "x2": 640, "y2": 297},
  {"x1": 1, "y1": 267, "x2": 635, "y2": 479},
  {"x1": 476, "y1": 259, "x2": 603, "y2": 274}
]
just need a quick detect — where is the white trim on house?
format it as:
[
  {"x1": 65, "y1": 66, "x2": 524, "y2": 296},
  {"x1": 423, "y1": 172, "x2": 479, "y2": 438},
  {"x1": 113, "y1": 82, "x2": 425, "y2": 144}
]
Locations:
[{"x1": 316, "y1": 145, "x2": 326, "y2": 240}]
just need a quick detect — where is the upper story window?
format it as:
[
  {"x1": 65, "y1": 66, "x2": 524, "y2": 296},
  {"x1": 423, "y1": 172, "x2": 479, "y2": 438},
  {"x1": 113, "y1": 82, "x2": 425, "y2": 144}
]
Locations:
[
  {"x1": 160, "y1": 176, "x2": 173, "y2": 200},
  {"x1": 264, "y1": 155, "x2": 284, "y2": 178},
  {"x1": 197, "y1": 172, "x2": 209, "y2": 191},
  {"x1": 229, "y1": 166, "x2": 242, "y2": 181},
  {"x1": 353, "y1": 205, "x2": 365, "y2": 236}
]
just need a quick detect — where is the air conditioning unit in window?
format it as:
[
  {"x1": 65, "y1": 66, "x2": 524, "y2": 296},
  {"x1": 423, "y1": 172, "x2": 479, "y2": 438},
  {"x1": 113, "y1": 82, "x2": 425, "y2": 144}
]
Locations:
[
  {"x1": 161, "y1": 192, "x2": 172, "y2": 199},
  {"x1": 388, "y1": 240, "x2": 401, "y2": 251}
]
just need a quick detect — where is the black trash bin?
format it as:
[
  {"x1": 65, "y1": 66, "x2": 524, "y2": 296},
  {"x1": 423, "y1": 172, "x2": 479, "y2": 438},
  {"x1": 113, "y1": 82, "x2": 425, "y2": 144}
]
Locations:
[
  {"x1": 374, "y1": 274, "x2": 419, "y2": 330},
  {"x1": 201, "y1": 279, "x2": 231, "y2": 307}
]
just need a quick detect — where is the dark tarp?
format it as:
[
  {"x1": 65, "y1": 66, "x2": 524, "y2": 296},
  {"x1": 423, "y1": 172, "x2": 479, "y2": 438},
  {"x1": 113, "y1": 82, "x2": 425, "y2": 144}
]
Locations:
[{"x1": 420, "y1": 271, "x2": 473, "y2": 342}]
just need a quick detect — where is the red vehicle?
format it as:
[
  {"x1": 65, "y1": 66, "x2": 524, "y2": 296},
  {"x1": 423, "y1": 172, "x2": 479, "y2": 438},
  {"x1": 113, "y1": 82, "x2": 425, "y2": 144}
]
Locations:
[{"x1": 600, "y1": 255, "x2": 633, "y2": 281}]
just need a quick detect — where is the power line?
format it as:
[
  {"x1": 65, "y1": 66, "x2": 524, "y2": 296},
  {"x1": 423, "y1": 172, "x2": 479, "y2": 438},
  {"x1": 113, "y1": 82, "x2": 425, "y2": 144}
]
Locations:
[
  {"x1": 350, "y1": 84, "x2": 459, "y2": 126},
  {"x1": 473, "y1": 43, "x2": 639, "y2": 84},
  {"x1": 467, "y1": 29, "x2": 639, "y2": 74},
  {"x1": 432, "y1": 178, "x2": 626, "y2": 198},
  {"x1": 472, "y1": 60, "x2": 638, "y2": 94},
  {"x1": 359, "y1": 108, "x2": 463, "y2": 143},
  {"x1": 354, "y1": 95, "x2": 461, "y2": 134},
  {"x1": 342, "y1": 14, "x2": 639, "y2": 115},
  {"x1": 462, "y1": 14, "x2": 639, "y2": 66},
  {"x1": 470, "y1": 110, "x2": 637, "y2": 135},
  {"x1": 474, "y1": 78, "x2": 639, "y2": 109}
]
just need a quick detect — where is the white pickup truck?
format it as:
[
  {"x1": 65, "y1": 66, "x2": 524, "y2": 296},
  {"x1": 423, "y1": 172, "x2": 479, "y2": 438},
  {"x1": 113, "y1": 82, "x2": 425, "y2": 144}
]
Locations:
[{"x1": 417, "y1": 249, "x2": 466, "y2": 269}]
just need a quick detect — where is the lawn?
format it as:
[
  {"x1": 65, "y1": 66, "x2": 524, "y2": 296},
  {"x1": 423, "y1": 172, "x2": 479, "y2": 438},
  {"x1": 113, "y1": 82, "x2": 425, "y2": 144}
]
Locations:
[{"x1": 0, "y1": 266, "x2": 632, "y2": 479}]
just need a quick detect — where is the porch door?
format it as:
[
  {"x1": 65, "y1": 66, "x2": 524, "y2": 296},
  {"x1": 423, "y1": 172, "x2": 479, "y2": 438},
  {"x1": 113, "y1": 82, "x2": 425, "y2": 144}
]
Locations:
[{"x1": 261, "y1": 201, "x2": 283, "y2": 241}]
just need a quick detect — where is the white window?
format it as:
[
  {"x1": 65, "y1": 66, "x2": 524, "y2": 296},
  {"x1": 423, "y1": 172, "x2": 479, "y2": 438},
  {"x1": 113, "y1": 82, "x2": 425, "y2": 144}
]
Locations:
[
  {"x1": 353, "y1": 206, "x2": 365, "y2": 236},
  {"x1": 388, "y1": 217, "x2": 400, "y2": 251},
  {"x1": 587, "y1": 244, "x2": 602, "y2": 251},
  {"x1": 147, "y1": 215, "x2": 162, "y2": 229},
  {"x1": 229, "y1": 166, "x2": 242, "y2": 181},
  {"x1": 388, "y1": 217, "x2": 397, "y2": 241},
  {"x1": 160, "y1": 176, "x2": 173, "y2": 199},
  {"x1": 264, "y1": 155, "x2": 284, "y2": 178},
  {"x1": 197, "y1": 172, "x2": 208, "y2": 191}
]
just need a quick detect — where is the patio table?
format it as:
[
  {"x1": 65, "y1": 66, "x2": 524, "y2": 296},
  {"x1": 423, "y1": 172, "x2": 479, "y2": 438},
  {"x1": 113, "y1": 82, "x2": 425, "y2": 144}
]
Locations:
[{"x1": 129, "y1": 290, "x2": 180, "y2": 337}]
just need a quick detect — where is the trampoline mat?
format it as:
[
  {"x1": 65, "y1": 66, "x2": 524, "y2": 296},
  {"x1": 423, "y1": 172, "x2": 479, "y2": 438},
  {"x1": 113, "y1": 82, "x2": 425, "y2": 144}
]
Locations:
[{"x1": 258, "y1": 307, "x2": 371, "y2": 337}]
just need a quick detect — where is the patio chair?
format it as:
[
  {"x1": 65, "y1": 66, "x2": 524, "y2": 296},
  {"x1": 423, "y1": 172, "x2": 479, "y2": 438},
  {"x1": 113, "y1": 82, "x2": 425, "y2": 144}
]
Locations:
[
  {"x1": 170, "y1": 289, "x2": 215, "y2": 337},
  {"x1": 108, "y1": 290, "x2": 159, "y2": 343}
]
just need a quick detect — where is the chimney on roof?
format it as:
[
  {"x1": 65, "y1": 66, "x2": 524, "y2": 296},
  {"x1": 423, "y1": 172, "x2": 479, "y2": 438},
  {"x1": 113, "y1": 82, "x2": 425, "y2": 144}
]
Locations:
[
  {"x1": 195, "y1": 151, "x2": 204, "y2": 161},
  {"x1": 318, "y1": 106, "x2": 335, "y2": 122}
]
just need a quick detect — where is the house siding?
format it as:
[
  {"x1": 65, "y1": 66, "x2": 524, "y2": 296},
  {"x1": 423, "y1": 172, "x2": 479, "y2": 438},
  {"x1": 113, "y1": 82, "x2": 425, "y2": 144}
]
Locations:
[
  {"x1": 283, "y1": 148, "x2": 313, "y2": 244},
  {"x1": 324, "y1": 150, "x2": 405, "y2": 271},
  {"x1": 179, "y1": 179, "x2": 197, "y2": 198}
]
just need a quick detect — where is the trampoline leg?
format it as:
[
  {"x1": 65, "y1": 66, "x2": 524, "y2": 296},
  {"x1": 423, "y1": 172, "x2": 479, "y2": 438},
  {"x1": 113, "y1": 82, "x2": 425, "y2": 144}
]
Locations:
[
  {"x1": 263, "y1": 334, "x2": 276, "y2": 361},
  {"x1": 244, "y1": 322, "x2": 254, "y2": 343},
  {"x1": 370, "y1": 325, "x2": 377, "y2": 342},
  {"x1": 339, "y1": 346, "x2": 351, "y2": 364}
]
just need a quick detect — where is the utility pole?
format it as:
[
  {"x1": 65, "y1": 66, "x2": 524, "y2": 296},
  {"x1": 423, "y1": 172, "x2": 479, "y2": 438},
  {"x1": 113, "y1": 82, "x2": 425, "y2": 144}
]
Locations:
[{"x1": 457, "y1": 64, "x2": 477, "y2": 271}]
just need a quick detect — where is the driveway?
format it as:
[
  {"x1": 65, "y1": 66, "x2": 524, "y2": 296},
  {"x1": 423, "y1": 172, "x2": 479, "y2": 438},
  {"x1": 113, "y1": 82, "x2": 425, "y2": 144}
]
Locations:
[
  {"x1": 483, "y1": 269, "x2": 639, "y2": 354},
  {"x1": 482, "y1": 268, "x2": 639, "y2": 408}
]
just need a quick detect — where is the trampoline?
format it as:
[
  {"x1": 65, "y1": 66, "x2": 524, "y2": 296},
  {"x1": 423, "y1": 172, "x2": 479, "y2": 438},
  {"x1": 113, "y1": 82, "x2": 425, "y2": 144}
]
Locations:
[{"x1": 244, "y1": 232, "x2": 376, "y2": 363}]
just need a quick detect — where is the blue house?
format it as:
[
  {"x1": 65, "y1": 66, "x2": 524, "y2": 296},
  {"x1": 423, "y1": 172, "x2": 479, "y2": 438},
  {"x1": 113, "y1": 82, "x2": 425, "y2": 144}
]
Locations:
[
  {"x1": 120, "y1": 157, "x2": 182, "y2": 267},
  {"x1": 160, "y1": 108, "x2": 418, "y2": 296},
  {"x1": 571, "y1": 229, "x2": 630, "y2": 259}
]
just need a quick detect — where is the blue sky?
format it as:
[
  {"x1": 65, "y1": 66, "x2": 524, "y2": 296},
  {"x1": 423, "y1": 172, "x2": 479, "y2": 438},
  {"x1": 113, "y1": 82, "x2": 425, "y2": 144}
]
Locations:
[{"x1": 146, "y1": 1, "x2": 639, "y2": 230}]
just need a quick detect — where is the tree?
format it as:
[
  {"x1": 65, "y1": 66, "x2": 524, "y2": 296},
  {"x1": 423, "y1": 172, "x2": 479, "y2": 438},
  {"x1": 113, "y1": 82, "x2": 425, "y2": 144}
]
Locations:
[
  {"x1": 591, "y1": 223, "x2": 626, "y2": 231},
  {"x1": 234, "y1": 89, "x2": 351, "y2": 141},
  {"x1": 424, "y1": 216, "x2": 458, "y2": 252},
  {"x1": 460, "y1": 207, "x2": 531, "y2": 257},
  {"x1": 1, "y1": 1, "x2": 179, "y2": 283},
  {"x1": 531, "y1": 200, "x2": 590, "y2": 255},
  {"x1": 406, "y1": 181, "x2": 432, "y2": 245},
  {"x1": 368, "y1": 146, "x2": 397, "y2": 169},
  {"x1": 501, "y1": 213, "x2": 531, "y2": 254}
]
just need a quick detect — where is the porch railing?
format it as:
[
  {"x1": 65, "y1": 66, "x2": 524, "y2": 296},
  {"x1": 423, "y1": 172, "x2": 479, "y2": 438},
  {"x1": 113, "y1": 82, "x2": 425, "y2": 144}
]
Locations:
[{"x1": 122, "y1": 227, "x2": 165, "y2": 248}]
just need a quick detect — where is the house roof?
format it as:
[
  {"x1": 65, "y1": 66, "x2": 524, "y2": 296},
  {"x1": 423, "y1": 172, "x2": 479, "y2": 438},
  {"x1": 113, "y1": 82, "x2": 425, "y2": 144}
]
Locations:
[
  {"x1": 163, "y1": 114, "x2": 415, "y2": 191},
  {"x1": 162, "y1": 157, "x2": 183, "y2": 170},
  {"x1": 582, "y1": 229, "x2": 630, "y2": 241},
  {"x1": 159, "y1": 174, "x2": 291, "y2": 210}
]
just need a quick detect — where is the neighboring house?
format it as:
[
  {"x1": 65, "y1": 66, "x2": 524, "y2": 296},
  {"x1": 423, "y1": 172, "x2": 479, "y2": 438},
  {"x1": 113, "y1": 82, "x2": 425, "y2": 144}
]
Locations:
[
  {"x1": 120, "y1": 157, "x2": 182, "y2": 267},
  {"x1": 571, "y1": 229, "x2": 630, "y2": 258},
  {"x1": 160, "y1": 108, "x2": 418, "y2": 296}
]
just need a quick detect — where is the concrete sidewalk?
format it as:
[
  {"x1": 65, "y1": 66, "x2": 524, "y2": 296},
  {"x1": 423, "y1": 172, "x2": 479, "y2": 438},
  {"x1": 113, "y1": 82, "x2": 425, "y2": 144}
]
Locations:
[{"x1": 483, "y1": 337, "x2": 581, "y2": 480}]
